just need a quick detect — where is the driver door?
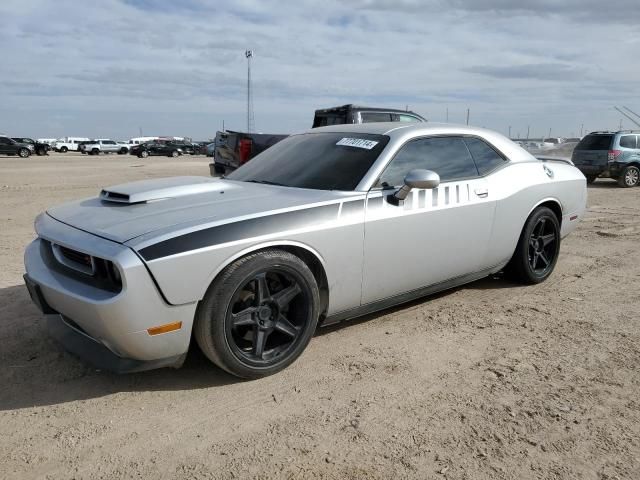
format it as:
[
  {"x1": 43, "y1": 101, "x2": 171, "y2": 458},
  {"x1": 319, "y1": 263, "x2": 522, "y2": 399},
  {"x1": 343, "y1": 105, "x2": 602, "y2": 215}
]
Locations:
[{"x1": 361, "y1": 136, "x2": 496, "y2": 304}]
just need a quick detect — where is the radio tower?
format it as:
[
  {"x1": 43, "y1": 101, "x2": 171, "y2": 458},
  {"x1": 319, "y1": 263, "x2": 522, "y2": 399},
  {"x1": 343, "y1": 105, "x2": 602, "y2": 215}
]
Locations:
[{"x1": 245, "y1": 49, "x2": 255, "y2": 133}]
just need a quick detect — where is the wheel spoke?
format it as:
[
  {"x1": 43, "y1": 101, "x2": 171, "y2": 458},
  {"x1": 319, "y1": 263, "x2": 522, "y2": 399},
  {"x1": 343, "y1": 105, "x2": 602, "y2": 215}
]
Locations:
[
  {"x1": 539, "y1": 252, "x2": 550, "y2": 267},
  {"x1": 255, "y1": 273, "x2": 270, "y2": 304},
  {"x1": 231, "y1": 307, "x2": 256, "y2": 327},
  {"x1": 274, "y1": 314, "x2": 298, "y2": 337},
  {"x1": 531, "y1": 252, "x2": 539, "y2": 270},
  {"x1": 541, "y1": 233, "x2": 555, "y2": 247},
  {"x1": 272, "y1": 283, "x2": 302, "y2": 309},
  {"x1": 536, "y1": 218, "x2": 546, "y2": 236},
  {"x1": 253, "y1": 328, "x2": 268, "y2": 358}
]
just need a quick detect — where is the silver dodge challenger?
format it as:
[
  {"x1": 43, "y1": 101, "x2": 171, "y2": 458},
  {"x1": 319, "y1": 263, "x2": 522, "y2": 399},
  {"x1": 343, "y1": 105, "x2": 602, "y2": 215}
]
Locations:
[{"x1": 24, "y1": 123, "x2": 587, "y2": 378}]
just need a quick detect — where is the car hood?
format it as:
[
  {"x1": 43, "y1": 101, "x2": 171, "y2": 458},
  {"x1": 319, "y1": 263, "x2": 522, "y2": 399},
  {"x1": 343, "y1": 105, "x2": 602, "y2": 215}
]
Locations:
[{"x1": 46, "y1": 176, "x2": 350, "y2": 244}]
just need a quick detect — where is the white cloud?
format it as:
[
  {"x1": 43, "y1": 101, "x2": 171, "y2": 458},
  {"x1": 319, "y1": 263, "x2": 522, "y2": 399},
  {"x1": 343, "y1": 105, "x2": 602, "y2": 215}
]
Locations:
[{"x1": 1, "y1": 0, "x2": 639, "y2": 139}]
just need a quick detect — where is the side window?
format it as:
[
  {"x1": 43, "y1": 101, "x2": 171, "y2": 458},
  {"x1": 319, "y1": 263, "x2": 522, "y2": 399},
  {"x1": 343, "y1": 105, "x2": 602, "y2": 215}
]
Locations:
[
  {"x1": 361, "y1": 112, "x2": 392, "y2": 123},
  {"x1": 378, "y1": 137, "x2": 479, "y2": 187},
  {"x1": 619, "y1": 135, "x2": 636, "y2": 149},
  {"x1": 463, "y1": 137, "x2": 507, "y2": 175},
  {"x1": 398, "y1": 114, "x2": 420, "y2": 123},
  {"x1": 0, "y1": 137, "x2": 11, "y2": 145}
]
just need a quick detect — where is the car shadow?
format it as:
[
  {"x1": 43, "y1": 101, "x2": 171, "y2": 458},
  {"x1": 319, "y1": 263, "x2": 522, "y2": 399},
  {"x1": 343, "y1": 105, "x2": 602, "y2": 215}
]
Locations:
[
  {"x1": 0, "y1": 284, "x2": 239, "y2": 411},
  {"x1": 587, "y1": 179, "x2": 620, "y2": 188},
  {"x1": 1, "y1": 272, "x2": 517, "y2": 411}
]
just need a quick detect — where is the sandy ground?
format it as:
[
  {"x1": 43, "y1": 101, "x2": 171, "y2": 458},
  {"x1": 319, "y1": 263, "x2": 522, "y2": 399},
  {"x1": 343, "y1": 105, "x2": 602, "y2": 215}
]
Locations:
[{"x1": 1, "y1": 153, "x2": 639, "y2": 480}]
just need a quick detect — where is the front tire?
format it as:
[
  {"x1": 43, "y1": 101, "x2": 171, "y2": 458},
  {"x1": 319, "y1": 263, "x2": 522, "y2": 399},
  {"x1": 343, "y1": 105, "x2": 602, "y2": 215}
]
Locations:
[
  {"x1": 60, "y1": 146, "x2": 68, "y2": 153},
  {"x1": 170, "y1": 150, "x2": 179, "y2": 158},
  {"x1": 195, "y1": 249, "x2": 319, "y2": 379},
  {"x1": 140, "y1": 150, "x2": 149, "y2": 158},
  {"x1": 617, "y1": 166, "x2": 640, "y2": 188},
  {"x1": 506, "y1": 206, "x2": 560, "y2": 284}
]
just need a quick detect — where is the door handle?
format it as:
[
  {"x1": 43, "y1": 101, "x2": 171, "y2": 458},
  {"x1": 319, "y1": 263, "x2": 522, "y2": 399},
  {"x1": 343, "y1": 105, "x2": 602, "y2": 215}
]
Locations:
[{"x1": 474, "y1": 188, "x2": 488, "y2": 198}]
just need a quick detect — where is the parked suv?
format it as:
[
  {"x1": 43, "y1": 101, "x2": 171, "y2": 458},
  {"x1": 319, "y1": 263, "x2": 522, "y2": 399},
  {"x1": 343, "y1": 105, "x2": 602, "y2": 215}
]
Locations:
[
  {"x1": 572, "y1": 130, "x2": 640, "y2": 187},
  {"x1": 11, "y1": 138, "x2": 50, "y2": 155},
  {"x1": 0, "y1": 136, "x2": 34, "y2": 157}
]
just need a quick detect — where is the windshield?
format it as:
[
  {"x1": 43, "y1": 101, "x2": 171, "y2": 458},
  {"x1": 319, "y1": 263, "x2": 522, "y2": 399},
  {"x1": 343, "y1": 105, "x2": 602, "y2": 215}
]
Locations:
[{"x1": 228, "y1": 132, "x2": 389, "y2": 190}]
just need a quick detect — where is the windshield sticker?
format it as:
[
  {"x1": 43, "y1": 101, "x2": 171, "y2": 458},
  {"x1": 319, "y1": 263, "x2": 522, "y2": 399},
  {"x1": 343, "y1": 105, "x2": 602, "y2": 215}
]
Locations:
[{"x1": 336, "y1": 138, "x2": 379, "y2": 150}]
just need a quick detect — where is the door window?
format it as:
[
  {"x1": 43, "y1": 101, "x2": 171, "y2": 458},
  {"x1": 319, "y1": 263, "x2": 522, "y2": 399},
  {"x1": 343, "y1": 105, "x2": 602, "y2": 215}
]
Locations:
[
  {"x1": 0, "y1": 137, "x2": 12, "y2": 145},
  {"x1": 377, "y1": 137, "x2": 479, "y2": 187},
  {"x1": 463, "y1": 137, "x2": 507, "y2": 175}
]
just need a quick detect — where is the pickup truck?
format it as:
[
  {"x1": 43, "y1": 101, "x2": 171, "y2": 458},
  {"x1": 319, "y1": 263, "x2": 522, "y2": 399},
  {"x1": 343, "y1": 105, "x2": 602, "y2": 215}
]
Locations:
[
  {"x1": 81, "y1": 139, "x2": 128, "y2": 155},
  {"x1": 210, "y1": 104, "x2": 426, "y2": 175},
  {"x1": 11, "y1": 137, "x2": 50, "y2": 156}
]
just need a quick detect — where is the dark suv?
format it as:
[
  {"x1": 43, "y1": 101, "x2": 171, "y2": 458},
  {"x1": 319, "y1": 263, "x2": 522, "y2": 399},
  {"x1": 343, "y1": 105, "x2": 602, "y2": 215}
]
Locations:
[
  {"x1": 11, "y1": 138, "x2": 50, "y2": 156},
  {"x1": 0, "y1": 136, "x2": 33, "y2": 157},
  {"x1": 571, "y1": 130, "x2": 640, "y2": 187}
]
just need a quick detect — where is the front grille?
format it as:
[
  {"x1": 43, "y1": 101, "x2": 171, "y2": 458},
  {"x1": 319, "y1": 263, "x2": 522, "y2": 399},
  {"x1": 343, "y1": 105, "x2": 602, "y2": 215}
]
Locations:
[
  {"x1": 59, "y1": 245, "x2": 93, "y2": 270},
  {"x1": 42, "y1": 240, "x2": 123, "y2": 293}
]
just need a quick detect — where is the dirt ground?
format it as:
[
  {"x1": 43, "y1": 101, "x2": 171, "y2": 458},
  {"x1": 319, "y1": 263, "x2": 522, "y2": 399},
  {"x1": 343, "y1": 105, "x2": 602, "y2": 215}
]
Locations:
[{"x1": 1, "y1": 153, "x2": 639, "y2": 480}]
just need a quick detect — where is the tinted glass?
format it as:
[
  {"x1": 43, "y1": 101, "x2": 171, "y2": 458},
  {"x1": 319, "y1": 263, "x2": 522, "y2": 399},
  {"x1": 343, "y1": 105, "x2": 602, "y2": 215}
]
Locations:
[
  {"x1": 378, "y1": 137, "x2": 479, "y2": 187},
  {"x1": 361, "y1": 112, "x2": 392, "y2": 123},
  {"x1": 464, "y1": 137, "x2": 506, "y2": 175},
  {"x1": 228, "y1": 133, "x2": 390, "y2": 191},
  {"x1": 398, "y1": 114, "x2": 420, "y2": 123},
  {"x1": 575, "y1": 134, "x2": 613, "y2": 150},
  {"x1": 0, "y1": 137, "x2": 11, "y2": 145},
  {"x1": 619, "y1": 135, "x2": 636, "y2": 149}
]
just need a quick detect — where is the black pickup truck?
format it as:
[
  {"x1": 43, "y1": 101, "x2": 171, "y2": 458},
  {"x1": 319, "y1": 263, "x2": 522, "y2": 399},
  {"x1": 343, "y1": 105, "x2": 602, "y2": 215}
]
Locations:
[{"x1": 210, "y1": 104, "x2": 426, "y2": 175}]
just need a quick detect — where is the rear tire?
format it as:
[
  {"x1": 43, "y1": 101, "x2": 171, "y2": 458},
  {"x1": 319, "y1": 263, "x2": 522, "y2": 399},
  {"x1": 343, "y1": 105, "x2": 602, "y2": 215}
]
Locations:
[
  {"x1": 194, "y1": 249, "x2": 319, "y2": 379},
  {"x1": 140, "y1": 150, "x2": 149, "y2": 158},
  {"x1": 585, "y1": 174, "x2": 597, "y2": 184},
  {"x1": 617, "y1": 166, "x2": 640, "y2": 188},
  {"x1": 18, "y1": 148, "x2": 30, "y2": 158},
  {"x1": 60, "y1": 147, "x2": 68, "y2": 153},
  {"x1": 506, "y1": 206, "x2": 560, "y2": 284},
  {"x1": 170, "y1": 150, "x2": 179, "y2": 158}
]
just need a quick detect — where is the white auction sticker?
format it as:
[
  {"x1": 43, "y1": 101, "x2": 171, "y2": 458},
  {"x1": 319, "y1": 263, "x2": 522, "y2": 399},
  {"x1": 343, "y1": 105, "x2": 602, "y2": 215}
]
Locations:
[{"x1": 336, "y1": 137, "x2": 379, "y2": 149}]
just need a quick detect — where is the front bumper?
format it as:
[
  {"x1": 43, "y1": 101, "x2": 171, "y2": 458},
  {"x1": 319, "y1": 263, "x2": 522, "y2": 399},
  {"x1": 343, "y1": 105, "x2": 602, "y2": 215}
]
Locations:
[{"x1": 23, "y1": 214, "x2": 197, "y2": 372}]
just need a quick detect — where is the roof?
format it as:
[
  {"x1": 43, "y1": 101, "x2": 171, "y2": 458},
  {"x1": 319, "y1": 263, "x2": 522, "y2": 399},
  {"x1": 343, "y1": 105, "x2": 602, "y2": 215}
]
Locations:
[{"x1": 306, "y1": 122, "x2": 535, "y2": 164}]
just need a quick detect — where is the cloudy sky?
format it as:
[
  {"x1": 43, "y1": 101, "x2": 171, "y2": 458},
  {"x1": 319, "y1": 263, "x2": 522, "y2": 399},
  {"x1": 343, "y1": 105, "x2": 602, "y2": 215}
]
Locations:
[{"x1": 2, "y1": 0, "x2": 639, "y2": 140}]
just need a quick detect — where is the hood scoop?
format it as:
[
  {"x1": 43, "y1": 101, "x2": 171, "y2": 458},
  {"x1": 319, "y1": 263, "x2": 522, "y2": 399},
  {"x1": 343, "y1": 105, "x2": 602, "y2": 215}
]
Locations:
[{"x1": 100, "y1": 176, "x2": 227, "y2": 204}]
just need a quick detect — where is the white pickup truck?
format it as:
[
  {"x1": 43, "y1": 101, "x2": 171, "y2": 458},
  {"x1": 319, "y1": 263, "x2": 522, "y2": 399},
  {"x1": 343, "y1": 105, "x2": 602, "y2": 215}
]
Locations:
[{"x1": 81, "y1": 139, "x2": 128, "y2": 155}]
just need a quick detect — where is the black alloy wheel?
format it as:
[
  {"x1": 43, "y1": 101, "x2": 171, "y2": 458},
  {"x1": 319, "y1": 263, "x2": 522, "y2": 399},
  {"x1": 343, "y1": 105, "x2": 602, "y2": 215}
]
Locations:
[
  {"x1": 507, "y1": 206, "x2": 560, "y2": 284},
  {"x1": 195, "y1": 249, "x2": 319, "y2": 379},
  {"x1": 226, "y1": 270, "x2": 307, "y2": 365}
]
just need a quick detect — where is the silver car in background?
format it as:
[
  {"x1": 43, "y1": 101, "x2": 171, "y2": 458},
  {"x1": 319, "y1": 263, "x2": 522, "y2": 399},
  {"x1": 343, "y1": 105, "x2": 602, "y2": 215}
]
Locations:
[{"x1": 23, "y1": 123, "x2": 586, "y2": 378}]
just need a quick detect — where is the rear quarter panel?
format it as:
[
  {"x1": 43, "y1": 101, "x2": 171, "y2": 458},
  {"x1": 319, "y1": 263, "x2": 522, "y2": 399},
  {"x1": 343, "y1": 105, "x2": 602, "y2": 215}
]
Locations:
[{"x1": 485, "y1": 161, "x2": 586, "y2": 268}]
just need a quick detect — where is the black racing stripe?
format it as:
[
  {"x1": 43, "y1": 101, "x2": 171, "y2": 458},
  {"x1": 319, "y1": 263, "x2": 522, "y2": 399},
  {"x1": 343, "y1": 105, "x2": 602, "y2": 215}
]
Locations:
[
  {"x1": 340, "y1": 199, "x2": 365, "y2": 218},
  {"x1": 139, "y1": 204, "x2": 340, "y2": 261}
]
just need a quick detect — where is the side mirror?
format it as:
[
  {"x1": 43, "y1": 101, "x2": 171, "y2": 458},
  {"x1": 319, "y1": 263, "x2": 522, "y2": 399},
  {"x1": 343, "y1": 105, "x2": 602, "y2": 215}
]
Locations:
[{"x1": 393, "y1": 169, "x2": 440, "y2": 202}]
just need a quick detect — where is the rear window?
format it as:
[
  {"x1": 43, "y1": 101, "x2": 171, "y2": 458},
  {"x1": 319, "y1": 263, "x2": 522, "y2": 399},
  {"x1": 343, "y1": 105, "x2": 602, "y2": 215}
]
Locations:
[
  {"x1": 361, "y1": 112, "x2": 392, "y2": 123},
  {"x1": 619, "y1": 135, "x2": 637, "y2": 149},
  {"x1": 575, "y1": 134, "x2": 613, "y2": 150},
  {"x1": 313, "y1": 114, "x2": 347, "y2": 128}
]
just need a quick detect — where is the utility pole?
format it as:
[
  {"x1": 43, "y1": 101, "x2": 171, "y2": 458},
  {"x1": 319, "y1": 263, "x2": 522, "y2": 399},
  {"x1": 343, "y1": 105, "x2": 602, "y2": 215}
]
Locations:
[
  {"x1": 139, "y1": 126, "x2": 142, "y2": 136},
  {"x1": 222, "y1": 119, "x2": 225, "y2": 131},
  {"x1": 580, "y1": 123, "x2": 584, "y2": 136},
  {"x1": 526, "y1": 125, "x2": 530, "y2": 140},
  {"x1": 508, "y1": 125, "x2": 512, "y2": 139},
  {"x1": 548, "y1": 128, "x2": 552, "y2": 140},
  {"x1": 446, "y1": 107, "x2": 449, "y2": 122},
  {"x1": 466, "y1": 108, "x2": 470, "y2": 125},
  {"x1": 245, "y1": 49, "x2": 254, "y2": 133}
]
